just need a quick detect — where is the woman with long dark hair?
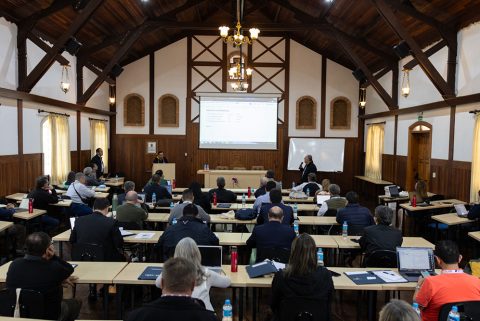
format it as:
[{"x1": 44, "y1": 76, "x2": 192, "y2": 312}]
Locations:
[{"x1": 189, "y1": 181, "x2": 211, "y2": 212}]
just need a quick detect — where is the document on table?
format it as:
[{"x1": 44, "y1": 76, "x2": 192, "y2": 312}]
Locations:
[
  {"x1": 134, "y1": 232, "x2": 156, "y2": 239},
  {"x1": 372, "y1": 270, "x2": 407, "y2": 283},
  {"x1": 344, "y1": 271, "x2": 382, "y2": 285}
]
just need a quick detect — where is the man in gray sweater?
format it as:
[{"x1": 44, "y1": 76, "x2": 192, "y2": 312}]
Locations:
[{"x1": 168, "y1": 189, "x2": 210, "y2": 225}]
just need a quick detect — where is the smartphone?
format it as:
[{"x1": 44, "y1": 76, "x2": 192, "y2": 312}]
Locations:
[{"x1": 420, "y1": 270, "x2": 430, "y2": 278}]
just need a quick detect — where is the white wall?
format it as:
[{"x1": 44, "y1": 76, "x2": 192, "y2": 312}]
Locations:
[
  {"x1": 365, "y1": 72, "x2": 391, "y2": 114},
  {"x1": 0, "y1": 97, "x2": 18, "y2": 155},
  {"x1": 83, "y1": 67, "x2": 110, "y2": 111},
  {"x1": 0, "y1": 18, "x2": 17, "y2": 90}
]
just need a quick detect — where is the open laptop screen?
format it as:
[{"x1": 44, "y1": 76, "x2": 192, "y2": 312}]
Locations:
[
  {"x1": 397, "y1": 247, "x2": 434, "y2": 271},
  {"x1": 388, "y1": 185, "x2": 400, "y2": 197},
  {"x1": 198, "y1": 245, "x2": 222, "y2": 267},
  {"x1": 316, "y1": 195, "x2": 330, "y2": 205}
]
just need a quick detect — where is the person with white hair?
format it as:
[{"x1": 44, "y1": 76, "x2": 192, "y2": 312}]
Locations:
[
  {"x1": 66, "y1": 172, "x2": 95, "y2": 217},
  {"x1": 155, "y1": 237, "x2": 231, "y2": 311},
  {"x1": 83, "y1": 166, "x2": 101, "y2": 186},
  {"x1": 298, "y1": 154, "x2": 317, "y2": 183},
  {"x1": 379, "y1": 300, "x2": 420, "y2": 321}
]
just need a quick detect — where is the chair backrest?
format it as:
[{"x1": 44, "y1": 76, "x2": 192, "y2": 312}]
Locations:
[
  {"x1": 232, "y1": 167, "x2": 246, "y2": 170},
  {"x1": 71, "y1": 243, "x2": 105, "y2": 261},
  {"x1": 438, "y1": 301, "x2": 480, "y2": 321},
  {"x1": 348, "y1": 224, "x2": 367, "y2": 236},
  {"x1": 363, "y1": 250, "x2": 397, "y2": 268},
  {"x1": 323, "y1": 209, "x2": 338, "y2": 217},
  {"x1": 251, "y1": 166, "x2": 265, "y2": 170},
  {"x1": 215, "y1": 166, "x2": 229, "y2": 170},
  {"x1": 0, "y1": 288, "x2": 44, "y2": 319},
  {"x1": 256, "y1": 247, "x2": 290, "y2": 263},
  {"x1": 278, "y1": 296, "x2": 330, "y2": 321}
]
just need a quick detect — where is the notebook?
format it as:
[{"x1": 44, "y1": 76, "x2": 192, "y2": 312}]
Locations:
[
  {"x1": 388, "y1": 185, "x2": 400, "y2": 197},
  {"x1": 246, "y1": 260, "x2": 279, "y2": 278},
  {"x1": 454, "y1": 204, "x2": 469, "y2": 217},
  {"x1": 396, "y1": 247, "x2": 435, "y2": 282},
  {"x1": 198, "y1": 245, "x2": 223, "y2": 274},
  {"x1": 119, "y1": 227, "x2": 136, "y2": 237},
  {"x1": 138, "y1": 266, "x2": 163, "y2": 280},
  {"x1": 15, "y1": 199, "x2": 30, "y2": 212},
  {"x1": 316, "y1": 195, "x2": 330, "y2": 205},
  {"x1": 217, "y1": 203, "x2": 231, "y2": 208}
]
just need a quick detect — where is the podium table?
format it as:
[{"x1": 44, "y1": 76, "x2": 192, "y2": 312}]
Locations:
[
  {"x1": 197, "y1": 169, "x2": 266, "y2": 189},
  {"x1": 152, "y1": 163, "x2": 175, "y2": 181}
]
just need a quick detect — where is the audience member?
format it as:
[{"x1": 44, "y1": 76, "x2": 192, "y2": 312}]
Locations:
[
  {"x1": 336, "y1": 191, "x2": 374, "y2": 235},
  {"x1": 253, "y1": 180, "x2": 277, "y2": 214},
  {"x1": 168, "y1": 189, "x2": 210, "y2": 225},
  {"x1": 189, "y1": 181, "x2": 212, "y2": 212},
  {"x1": 208, "y1": 177, "x2": 236, "y2": 203},
  {"x1": 317, "y1": 184, "x2": 347, "y2": 216},
  {"x1": 143, "y1": 174, "x2": 172, "y2": 203},
  {"x1": 258, "y1": 189, "x2": 293, "y2": 226},
  {"x1": 379, "y1": 300, "x2": 420, "y2": 321},
  {"x1": 126, "y1": 257, "x2": 217, "y2": 321},
  {"x1": 412, "y1": 180, "x2": 429, "y2": 203},
  {"x1": 292, "y1": 172, "x2": 322, "y2": 196},
  {"x1": 6, "y1": 232, "x2": 81, "y2": 321},
  {"x1": 118, "y1": 180, "x2": 136, "y2": 205},
  {"x1": 64, "y1": 171, "x2": 75, "y2": 186},
  {"x1": 90, "y1": 147, "x2": 104, "y2": 178},
  {"x1": 414, "y1": 240, "x2": 480, "y2": 321},
  {"x1": 156, "y1": 204, "x2": 219, "y2": 261},
  {"x1": 145, "y1": 170, "x2": 168, "y2": 186},
  {"x1": 255, "y1": 177, "x2": 269, "y2": 198},
  {"x1": 246, "y1": 206, "x2": 296, "y2": 262},
  {"x1": 155, "y1": 237, "x2": 231, "y2": 311},
  {"x1": 266, "y1": 169, "x2": 282, "y2": 190},
  {"x1": 83, "y1": 167, "x2": 101, "y2": 186},
  {"x1": 66, "y1": 172, "x2": 95, "y2": 217},
  {"x1": 27, "y1": 176, "x2": 61, "y2": 229},
  {"x1": 359, "y1": 205, "x2": 403, "y2": 256},
  {"x1": 299, "y1": 154, "x2": 317, "y2": 183},
  {"x1": 116, "y1": 191, "x2": 149, "y2": 229},
  {"x1": 467, "y1": 190, "x2": 480, "y2": 220},
  {"x1": 271, "y1": 233, "x2": 334, "y2": 321},
  {"x1": 321, "y1": 178, "x2": 331, "y2": 194},
  {"x1": 0, "y1": 203, "x2": 26, "y2": 252}
]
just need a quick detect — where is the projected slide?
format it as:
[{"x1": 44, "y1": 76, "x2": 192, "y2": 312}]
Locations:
[{"x1": 199, "y1": 96, "x2": 278, "y2": 150}]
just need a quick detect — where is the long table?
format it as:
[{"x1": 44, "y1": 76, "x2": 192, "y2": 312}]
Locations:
[
  {"x1": 173, "y1": 187, "x2": 291, "y2": 195},
  {"x1": 172, "y1": 194, "x2": 316, "y2": 204}
]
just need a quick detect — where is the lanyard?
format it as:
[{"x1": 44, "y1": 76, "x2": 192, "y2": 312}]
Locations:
[{"x1": 441, "y1": 269, "x2": 463, "y2": 274}]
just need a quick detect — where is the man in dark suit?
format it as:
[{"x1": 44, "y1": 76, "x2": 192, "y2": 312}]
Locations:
[
  {"x1": 247, "y1": 206, "x2": 296, "y2": 262},
  {"x1": 90, "y1": 148, "x2": 104, "y2": 178},
  {"x1": 258, "y1": 189, "x2": 294, "y2": 226},
  {"x1": 153, "y1": 151, "x2": 168, "y2": 163},
  {"x1": 155, "y1": 204, "x2": 219, "y2": 261},
  {"x1": 126, "y1": 257, "x2": 217, "y2": 321},
  {"x1": 359, "y1": 205, "x2": 403, "y2": 256},
  {"x1": 299, "y1": 154, "x2": 317, "y2": 183},
  {"x1": 208, "y1": 176, "x2": 236, "y2": 203},
  {"x1": 336, "y1": 191, "x2": 375, "y2": 235}
]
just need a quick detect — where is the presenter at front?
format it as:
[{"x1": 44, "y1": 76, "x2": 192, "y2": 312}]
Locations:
[
  {"x1": 153, "y1": 151, "x2": 168, "y2": 163},
  {"x1": 299, "y1": 154, "x2": 317, "y2": 183}
]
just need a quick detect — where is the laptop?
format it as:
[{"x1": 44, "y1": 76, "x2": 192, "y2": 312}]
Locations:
[
  {"x1": 396, "y1": 247, "x2": 435, "y2": 282},
  {"x1": 316, "y1": 195, "x2": 330, "y2": 205},
  {"x1": 454, "y1": 204, "x2": 469, "y2": 217},
  {"x1": 388, "y1": 185, "x2": 400, "y2": 197},
  {"x1": 198, "y1": 245, "x2": 223, "y2": 274},
  {"x1": 15, "y1": 198, "x2": 29, "y2": 213}
]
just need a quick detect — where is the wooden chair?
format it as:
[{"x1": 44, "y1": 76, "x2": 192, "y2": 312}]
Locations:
[
  {"x1": 215, "y1": 166, "x2": 229, "y2": 170},
  {"x1": 0, "y1": 288, "x2": 44, "y2": 319},
  {"x1": 251, "y1": 166, "x2": 265, "y2": 170}
]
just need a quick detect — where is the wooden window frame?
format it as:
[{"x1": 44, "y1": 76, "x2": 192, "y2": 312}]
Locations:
[
  {"x1": 296, "y1": 96, "x2": 317, "y2": 129},
  {"x1": 330, "y1": 96, "x2": 351, "y2": 130},
  {"x1": 158, "y1": 94, "x2": 180, "y2": 128},
  {"x1": 123, "y1": 93, "x2": 145, "y2": 126}
]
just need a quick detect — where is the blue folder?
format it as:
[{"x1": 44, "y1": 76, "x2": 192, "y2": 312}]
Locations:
[{"x1": 138, "y1": 266, "x2": 163, "y2": 280}]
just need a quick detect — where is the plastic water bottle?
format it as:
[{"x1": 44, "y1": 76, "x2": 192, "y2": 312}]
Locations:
[
  {"x1": 152, "y1": 193, "x2": 157, "y2": 205},
  {"x1": 169, "y1": 202, "x2": 174, "y2": 209},
  {"x1": 242, "y1": 193, "x2": 246, "y2": 208},
  {"x1": 222, "y1": 299, "x2": 233, "y2": 321},
  {"x1": 306, "y1": 188, "x2": 310, "y2": 197},
  {"x1": 292, "y1": 182, "x2": 296, "y2": 189},
  {"x1": 172, "y1": 217, "x2": 177, "y2": 225},
  {"x1": 317, "y1": 248, "x2": 324, "y2": 266},
  {"x1": 115, "y1": 174, "x2": 118, "y2": 183},
  {"x1": 293, "y1": 220, "x2": 299, "y2": 236},
  {"x1": 412, "y1": 302, "x2": 420, "y2": 317},
  {"x1": 112, "y1": 193, "x2": 118, "y2": 212},
  {"x1": 342, "y1": 221, "x2": 348, "y2": 238},
  {"x1": 293, "y1": 203, "x2": 298, "y2": 219},
  {"x1": 448, "y1": 306, "x2": 460, "y2": 321}
]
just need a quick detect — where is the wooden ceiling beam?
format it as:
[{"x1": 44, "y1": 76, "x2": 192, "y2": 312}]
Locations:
[
  {"x1": 370, "y1": 0, "x2": 454, "y2": 100},
  {"x1": 83, "y1": 62, "x2": 115, "y2": 85},
  {"x1": 18, "y1": 0, "x2": 70, "y2": 32},
  {"x1": 26, "y1": 33, "x2": 69, "y2": 66},
  {"x1": 18, "y1": 0, "x2": 104, "y2": 93},
  {"x1": 403, "y1": 39, "x2": 446, "y2": 70}
]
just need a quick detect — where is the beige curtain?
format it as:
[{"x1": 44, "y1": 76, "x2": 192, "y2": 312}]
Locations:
[
  {"x1": 365, "y1": 124, "x2": 385, "y2": 180},
  {"x1": 90, "y1": 119, "x2": 108, "y2": 173},
  {"x1": 471, "y1": 114, "x2": 480, "y2": 202},
  {"x1": 49, "y1": 115, "x2": 71, "y2": 185}
]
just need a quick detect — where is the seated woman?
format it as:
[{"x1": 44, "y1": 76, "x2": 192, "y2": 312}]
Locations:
[
  {"x1": 411, "y1": 180, "x2": 429, "y2": 204},
  {"x1": 271, "y1": 233, "x2": 334, "y2": 321},
  {"x1": 155, "y1": 237, "x2": 230, "y2": 311},
  {"x1": 190, "y1": 181, "x2": 211, "y2": 212}
]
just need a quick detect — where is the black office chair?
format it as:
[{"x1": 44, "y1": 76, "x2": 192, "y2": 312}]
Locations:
[
  {"x1": 71, "y1": 243, "x2": 105, "y2": 261},
  {"x1": 438, "y1": 301, "x2": 480, "y2": 321},
  {"x1": 256, "y1": 247, "x2": 290, "y2": 263},
  {"x1": 278, "y1": 296, "x2": 330, "y2": 321},
  {"x1": 0, "y1": 288, "x2": 44, "y2": 318},
  {"x1": 363, "y1": 250, "x2": 397, "y2": 268}
]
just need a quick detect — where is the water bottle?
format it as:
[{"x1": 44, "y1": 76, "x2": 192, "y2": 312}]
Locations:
[
  {"x1": 169, "y1": 202, "x2": 174, "y2": 209},
  {"x1": 152, "y1": 192, "x2": 157, "y2": 205},
  {"x1": 342, "y1": 221, "x2": 348, "y2": 238},
  {"x1": 242, "y1": 193, "x2": 246, "y2": 208},
  {"x1": 448, "y1": 305, "x2": 460, "y2": 321},
  {"x1": 206, "y1": 163, "x2": 209, "y2": 170},
  {"x1": 112, "y1": 193, "x2": 118, "y2": 212},
  {"x1": 213, "y1": 192, "x2": 217, "y2": 206},
  {"x1": 172, "y1": 217, "x2": 177, "y2": 225},
  {"x1": 230, "y1": 246, "x2": 238, "y2": 272},
  {"x1": 317, "y1": 248, "x2": 324, "y2": 266},
  {"x1": 412, "y1": 194, "x2": 417, "y2": 207},
  {"x1": 222, "y1": 299, "x2": 233, "y2": 321},
  {"x1": 292, "y1": 182, "x2": 296, "y2": 189},
  {"x1": 115, "y1": 174, "x2": 119, "y2": 183},
  {"x1": 293, "y1": 220, "x2": 299, "y2": 236},
  {"x1": 306, "y1": 188, "x2": 310, "y2": 197},
  {"x1": 412, "y1": 302, "x2": 420, "y2": 317},
  {"x1": 293, "y1": 203, "x2": 298, "y2": 219},
  {"x1": 247, "y1": 187, "x2": 251, "y2": 198},
  {"x1": 28, "y1": 198, "x2": 33, "y2": 214}
]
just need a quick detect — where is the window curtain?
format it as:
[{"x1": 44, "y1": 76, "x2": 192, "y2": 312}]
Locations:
[
  {"x1": 90, "y1": 119, "x2": 108, "y2": 173},
  {"x1": 48, "y1": 115, "x2": 71, "y2": 185},
  {"x1": 365, "y1": 124, "x2": 385, "y2": 180},
  {"x1": 470, "y1": 114, "x2": 480, "y2": 202}
]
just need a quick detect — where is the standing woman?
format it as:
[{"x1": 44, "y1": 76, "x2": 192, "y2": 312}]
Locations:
[
  {"x1": 155, "y1": 237, "x2": 230, "y2": 311},
  {"x1": 271, "y1": 233, "x2": 334, "y2": 321}
]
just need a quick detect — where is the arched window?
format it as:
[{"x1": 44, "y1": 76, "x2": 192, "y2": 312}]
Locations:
[
  {"x1": 330, "y1": 96, "x2": 351, "y2": 130},
  {"x1": 158, "y1": 94, "x2": 179, "y2": 127},
  {"x1": 124, "y1": 93, "x2": 145, "y2": 126},
  {"x1": 296, "y1": 96, "x2": 317, "y2": 129}
]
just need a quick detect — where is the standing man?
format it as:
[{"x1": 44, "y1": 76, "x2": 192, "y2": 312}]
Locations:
[
  {"x1": 153, "y1": 151, "x2": 168, "y2": 163},
  {"x1": 90, "y1": 148, "x2": 104, "y2": 178},
  {"x1": 299, "y1": 154, "x2": 317, "y2": 183}
]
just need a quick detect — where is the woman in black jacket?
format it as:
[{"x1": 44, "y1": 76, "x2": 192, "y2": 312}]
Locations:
[{"x1": 271, "y1": 233, "x2": 334, "y2": 321}]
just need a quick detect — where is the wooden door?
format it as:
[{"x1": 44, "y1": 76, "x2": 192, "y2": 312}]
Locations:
[{"x1": 406, "y1": 122, "x2": 432, "y2": 191}]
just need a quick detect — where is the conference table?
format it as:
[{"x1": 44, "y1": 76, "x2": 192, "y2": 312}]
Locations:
[
  {"x1": 172, "y1": 187, "x2": 291, "y2": 195},
  {"x1": 197, "y1": 169, "x2": 267, "y2": 189},
  {"x1": 171, "y1": 194, "x2": 316, "y2": 204},
  {"x1": 0, "y1": 221, "x2": 13, "y2": 232}
]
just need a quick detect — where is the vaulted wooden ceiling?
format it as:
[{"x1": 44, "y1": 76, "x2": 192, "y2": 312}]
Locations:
[{"x1": 1, "y1": 0, "x2": 479, "y2": 82}]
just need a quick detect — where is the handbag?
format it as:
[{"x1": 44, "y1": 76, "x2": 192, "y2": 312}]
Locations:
[{"x1": 235, "y1": 208, "x2": 256, "y2": 220}]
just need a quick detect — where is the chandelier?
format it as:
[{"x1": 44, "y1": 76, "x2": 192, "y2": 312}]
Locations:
[
  {"x1": 60, "y1": 64, "x2": 71, "y2": 94},
  {"x1": 219, "y1": 0, "x2": 259, "y2": 47},
  {"x1": 401, "y1": 68, "x2": 411, "y2": 98},
  {"x1": 229, "y1": 46, "x2": 251, "y2": 92}
]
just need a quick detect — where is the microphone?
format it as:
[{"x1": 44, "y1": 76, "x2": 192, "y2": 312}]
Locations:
[{"x1": 299, "y1": 162, "x2": 303, "y2": 170}]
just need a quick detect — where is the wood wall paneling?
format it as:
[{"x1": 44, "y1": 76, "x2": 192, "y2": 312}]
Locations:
[{"x1": 0, "y1": 153, "x2": 42, "y2": 197}]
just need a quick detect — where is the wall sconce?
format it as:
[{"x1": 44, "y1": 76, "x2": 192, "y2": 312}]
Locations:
[
  {"x1": 60, "y1": 64, "x2": 70, "y2": 94},
  {"x1": 359, "y1": 87, "x2": 366, "y2": 108},
  {"x1": 401, "y1": 68, "x2": 411, "y2": 98},
  {"x1": 109, "y1": 85, "x2": 116, "y2": 105}
]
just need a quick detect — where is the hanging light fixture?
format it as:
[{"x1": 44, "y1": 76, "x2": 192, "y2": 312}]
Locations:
[
  {"x1": 401, "y1": 68, "x2": 411, "y2": 97},
  {"x1": 229, "y1": 45, "x2": 251, "y2": 92},
  {"x1": 109, "y1": 84, "x2": 116, "y2": 105},
  {"x1": 60, "y1": 64, "x2": 71, "y2": 94},
  {"x1": 219, "y1": 0, "x2": 259, "y2": 47},
  {"x1": 359, "y1": 87, "x2": 366, "y2": 108}
]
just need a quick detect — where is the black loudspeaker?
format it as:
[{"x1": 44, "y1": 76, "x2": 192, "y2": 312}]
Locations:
[
  {"x1": 72, "y1": 0, "x2": 88, "y2": 11},
  {"x1": 109, "y1": 64, "x2": 124, "y2": 78},
  {"x1": 352, "y1": 68, "x2": 366, "y2": 82},
  {"x1": 393, "y1": 41, "x2": 410, "y2": 59},
  {"x1": 65, "y1": 38, "x2": 82, "y2": 56}
]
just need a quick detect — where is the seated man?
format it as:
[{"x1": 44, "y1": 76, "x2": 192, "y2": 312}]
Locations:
[
  {"x1": 146, "y1": 170, "x2": 169, "y2": 186},
  {"x1": 70, "y1": 198, "x2": 124, "y2": 262},
  {"x1": 168, "y1": 189, "x2": 210, "y2": 225},
  {"x1": 208, "y1": 177, "x2": 236, "y2": 203},
  {"x1": 467, "y1": 190, "x2": 480, "y2": 220},
  {"x1": 83, "y1": 166, "x2": 101, "y2": 187},
  {"x1": 247, "y1": 206, "x2": 296, "y2": 262},
  {"x1": 255, "y1": 177, "x2": 268, "y2": 198},
  {"x1": 156, "y1": 204, "x2": 219, "y2": 261},
  {"x1": 118, "y1": 180, "x2": 136, "y2": 205},
  {"x1": 66, "y1": 172, "x2": 95, "y2": 217},
  {"x1": 414, "y1": 240, "x2": 480, "y2": 321},
  {"x1": 27, "y1": 176, "x2": 61, "y2": 229},
  {"x1": 126, "y1": 257, "x2": 217, "y2": 321},
  {"x1": 291, "y1": 172, "x2": 322, "y2": 196},
  {"x1": 336, "y1": 191, "x2": 374, "y2": 235},
  {"x1": 258, "y1": 189, "x2": 294, "y2": 226},
  {"x1": 359, "y1": 205, "x2": 403, "y2": 256},
  {"x1": 317, "y1": 184, "x2": 347, "y2": 216},
  {"x1": 116, "y1": 191, "x2": 149, "y2": 229},
  {"x1": 143, "y1": 174, "x2": 172, "y2": 203},
  {"x1": 6, "y1": 232, "x2": 81, "y2": 321},
  {"x1": 0, "y1": 203, "x2": 26, "y2": 254},
  {"x1": 253, "y1": 180, "x2": 277, "y2": 214},
  {"x1": 266, "y1": 169, "x2": 282, "y2": 190}
]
